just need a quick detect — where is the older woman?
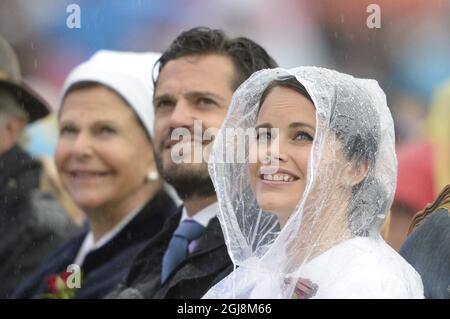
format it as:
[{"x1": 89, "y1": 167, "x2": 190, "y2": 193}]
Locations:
[
  {"x1": 14, "y1": 51, "x2": 177, "y2": 299},
  {"x1": 204, "y1": 67, "x2": 424, "y2": 298}
]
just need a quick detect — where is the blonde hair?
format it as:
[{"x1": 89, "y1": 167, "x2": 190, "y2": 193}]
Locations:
[{"x1": 39, "y1": 156, "x2": 85, "y2": 225}]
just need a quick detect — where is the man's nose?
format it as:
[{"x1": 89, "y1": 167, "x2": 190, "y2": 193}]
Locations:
[{"x1": 168, "y1": 99, "x2": 194, "y2": 130}]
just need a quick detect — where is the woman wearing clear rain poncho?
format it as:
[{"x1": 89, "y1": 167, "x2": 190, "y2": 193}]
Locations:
[{"x1": 203, "y1": 67, "x2": 424, "y2": 299}]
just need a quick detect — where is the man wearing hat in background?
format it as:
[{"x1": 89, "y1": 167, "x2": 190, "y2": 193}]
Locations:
[{"x1": 0, "y1": 36, "x2": 77, "y2": 298}]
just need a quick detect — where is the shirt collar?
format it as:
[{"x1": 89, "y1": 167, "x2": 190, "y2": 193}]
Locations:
[
  {"x1": 74, "y1": 199, "x2": 148, "y2": 266},
  {"x1": 180, "y1": 201, "x2": 218, "y2": 228}
]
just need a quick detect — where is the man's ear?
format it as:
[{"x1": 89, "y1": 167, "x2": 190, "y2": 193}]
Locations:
[{"x1": 344, "y1": 159, "x2": 369, "y2": 187}]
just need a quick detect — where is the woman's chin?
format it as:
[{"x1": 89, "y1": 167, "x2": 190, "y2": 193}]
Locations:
[
  {"x1": 256, "y1": 198, "x2": 293, "y2": 218},
  {"x1": 72, "y1": 196, "x2": 108, "y2": 213}
]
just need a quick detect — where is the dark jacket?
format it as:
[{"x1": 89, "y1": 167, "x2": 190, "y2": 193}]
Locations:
[
  {"x1": 108, "y1": 209, "x2": 233, "y2": 299},
  {"x1": 0, "y1": 145, "x2": 77, "y2": 299},
  {"x1": 400, "y1": 184, "x2": 450, "y2": 299},
  {"x1": 13, "y1": 190, "x2": 177, "y2": 299}
]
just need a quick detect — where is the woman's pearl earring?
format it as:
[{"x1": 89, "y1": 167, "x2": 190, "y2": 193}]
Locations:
[{"x1": 147, "y1": 171, "x2": 159, "y2": 182}]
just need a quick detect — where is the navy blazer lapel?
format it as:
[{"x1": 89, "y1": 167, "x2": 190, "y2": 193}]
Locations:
[
  {"x1": 190, "y1": 217, "x2": 226, "y2": 256},
  {"x1": 166, "y1": 217, "x2": 231, "y2": 287},
  {"x1": 124, "y1": 208, "x2": 182, "y2": 285}
]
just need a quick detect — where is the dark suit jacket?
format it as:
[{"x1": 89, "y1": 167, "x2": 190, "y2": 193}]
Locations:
[
  {"x1": 109, "y1": 210, "x2": 233, "y2": 299},
  {"x1": 13, "y1": 191, "x2": 176, "y2": 299}
]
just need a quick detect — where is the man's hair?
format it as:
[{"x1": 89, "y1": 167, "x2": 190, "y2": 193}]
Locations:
[{"x1": 153, "y1": 27, "x2": 278, "y2": 90}]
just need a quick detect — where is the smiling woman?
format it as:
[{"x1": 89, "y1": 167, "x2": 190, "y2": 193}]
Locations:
[
  {"x1": 13, "y1": 51, "x2": 178, "y2": 299},
  {"x1": 204, "y1": 66, "x2": 424, "y2": 299},
  {"x1": 249, "y1": 80, "x2": 316, "y2": 227},
  {"x1": 57, "y1": 83, "x2": 158, "y2": 234}
]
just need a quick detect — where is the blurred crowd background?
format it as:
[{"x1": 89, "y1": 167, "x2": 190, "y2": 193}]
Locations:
[{"x1": 1, "y1": 0, "x2": 449, "y2": 246}]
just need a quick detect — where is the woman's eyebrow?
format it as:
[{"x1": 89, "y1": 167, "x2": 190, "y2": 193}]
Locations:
[
  {"x1": 289, "y1": 122, "x2": 315, "y2": 130},
  {"x1": 59, "y1": 119, "x2": 75, "y2": 126},
  {"x1": 60, "y1": 119, "x2": 117, "y2": 127},
  {"x1": 255, "y1": 122, "x2": 272, "y2": 130},
  {"x1": 92, "y1": 119, "x2": 117, "y2": 126}
]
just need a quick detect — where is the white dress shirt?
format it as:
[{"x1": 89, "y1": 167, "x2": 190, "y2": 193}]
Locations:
[{"x1": 179, "y1": 201, "x2": 218, "y2": 253}]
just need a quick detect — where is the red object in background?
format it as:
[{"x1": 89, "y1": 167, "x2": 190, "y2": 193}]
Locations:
[{"x1": 395, "y1": 140, "x2": 436, "y2": 213}]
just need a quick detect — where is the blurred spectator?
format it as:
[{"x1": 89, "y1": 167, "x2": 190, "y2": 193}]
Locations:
[
  {"x1": 399, "y1": 184, "x2": 450, "y2": 299},
  {"x1": 0, "y1": 36, "x2": 78, "y2": 298},
  {"x1": 389, "y1": 80, "x2": 450, "y2": 250},
  {"x1": 17, "y1": 76, "x2": 86, "y2": 224},
  {"x1": 39, "y1": 156, "x2": 85, "y2": 225}
]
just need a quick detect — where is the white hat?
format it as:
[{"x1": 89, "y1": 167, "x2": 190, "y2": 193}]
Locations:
[{"x1": 60, "y1": 50, "x2": 161, "y2": 138}]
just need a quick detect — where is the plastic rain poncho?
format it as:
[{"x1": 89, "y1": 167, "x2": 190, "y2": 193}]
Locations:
[{"x1": 203, "y1": 67, "x2": 424, "y2": 299}]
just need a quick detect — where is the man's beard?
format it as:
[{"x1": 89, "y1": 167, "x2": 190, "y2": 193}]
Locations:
[{"x1": 155, "y1": 138, "x2": 216, "y2": 200}]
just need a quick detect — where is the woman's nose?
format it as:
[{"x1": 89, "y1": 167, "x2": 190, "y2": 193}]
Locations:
[
  {"x1": 71, "y1": 132, "x2": 94, "y2": 159},
  {"x1": 264, "y1": 136, "x2": 288, "y2": 163}
]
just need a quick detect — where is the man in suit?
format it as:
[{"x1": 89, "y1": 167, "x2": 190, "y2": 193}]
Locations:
[{"x1": 110, "y1": 27, "x2": 278, "y2": 298}]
